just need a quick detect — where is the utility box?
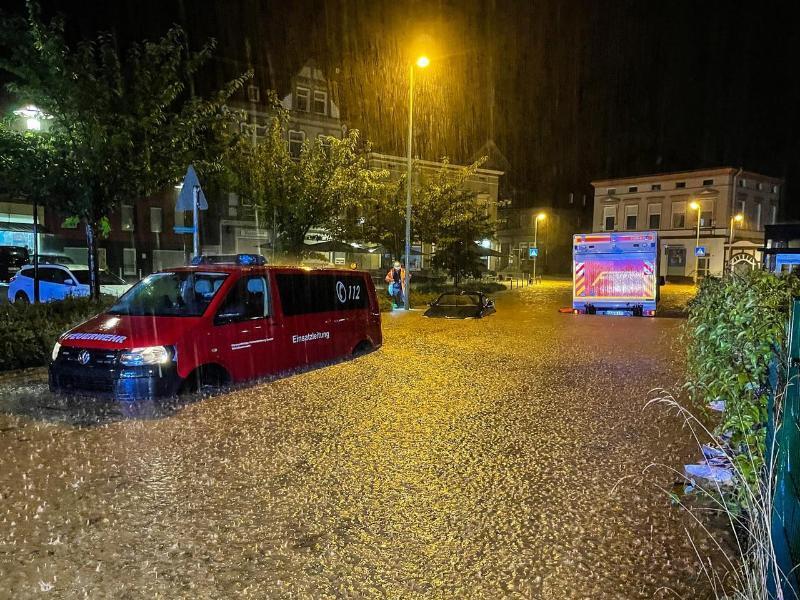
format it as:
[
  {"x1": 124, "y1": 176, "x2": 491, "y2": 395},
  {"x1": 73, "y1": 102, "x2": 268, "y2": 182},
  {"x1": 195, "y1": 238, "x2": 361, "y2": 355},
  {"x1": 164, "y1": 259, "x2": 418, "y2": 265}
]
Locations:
[{"x1": 572, "y1": 231, "x2": 659, "y2": 316}]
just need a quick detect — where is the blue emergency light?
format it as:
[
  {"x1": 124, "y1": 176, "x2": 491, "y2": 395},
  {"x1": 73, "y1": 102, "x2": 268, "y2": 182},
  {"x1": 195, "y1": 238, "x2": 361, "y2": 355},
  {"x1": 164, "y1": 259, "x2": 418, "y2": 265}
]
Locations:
[{"x1": 190, "y1": 254, "x2": 267, "y2": 266}]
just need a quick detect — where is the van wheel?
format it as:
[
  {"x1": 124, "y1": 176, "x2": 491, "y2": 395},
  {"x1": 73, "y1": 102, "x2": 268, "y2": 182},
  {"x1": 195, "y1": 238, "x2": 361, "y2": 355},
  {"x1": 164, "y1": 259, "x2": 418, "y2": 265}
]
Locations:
[
  {"x1": 352, "y1": 340, "x2": 373, "y2": 356},
  {"x1": 179, "y1": 364, "x2": 230, "y2": 395},
  {"x1": 15, "y1": 292, "x2": 29, "y2": 304}
]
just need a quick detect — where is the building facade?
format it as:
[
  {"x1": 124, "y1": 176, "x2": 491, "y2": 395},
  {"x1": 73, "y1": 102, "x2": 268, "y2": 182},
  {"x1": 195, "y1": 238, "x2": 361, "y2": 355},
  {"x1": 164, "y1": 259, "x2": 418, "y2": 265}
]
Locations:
[
  {"x1": 496, "y1": 205, "x2": 583, "y2": 275},
  {"x1": 591, "y1": 167, "x2": 783, "y2": 279}
]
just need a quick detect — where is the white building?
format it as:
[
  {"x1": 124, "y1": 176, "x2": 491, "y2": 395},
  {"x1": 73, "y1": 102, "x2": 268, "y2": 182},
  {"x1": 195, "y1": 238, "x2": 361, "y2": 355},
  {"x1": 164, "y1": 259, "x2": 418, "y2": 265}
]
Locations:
[{"x1": 591, "y1": 167, "x2": 783, "y2": 279}]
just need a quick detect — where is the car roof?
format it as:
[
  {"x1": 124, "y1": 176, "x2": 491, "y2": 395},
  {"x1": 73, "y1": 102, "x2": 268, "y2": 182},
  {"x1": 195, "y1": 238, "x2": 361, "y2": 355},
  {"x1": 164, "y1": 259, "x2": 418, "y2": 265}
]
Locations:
[{"x1": 21, "y1": 263, "x2": 88, "y2": 270}]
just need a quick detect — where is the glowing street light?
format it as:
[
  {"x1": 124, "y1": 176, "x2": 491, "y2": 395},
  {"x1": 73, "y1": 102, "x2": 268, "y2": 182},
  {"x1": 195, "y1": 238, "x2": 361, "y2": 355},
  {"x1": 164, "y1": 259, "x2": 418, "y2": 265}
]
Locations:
[
  {"x1": 689, "y1": 201, "x2": 702, "y2": 283},
  {"x1": 403, "y1": 54, "x2": 430, "y2": 309},
  {"x1": 533, "y1": 213, "x2": 546, "y2": 282},
  {"x1": 13, "y1": 105, "x2": 51, "y2": 131},
  {"x1": 729, "y1": 213, "x2": 744, "y2": 244}
]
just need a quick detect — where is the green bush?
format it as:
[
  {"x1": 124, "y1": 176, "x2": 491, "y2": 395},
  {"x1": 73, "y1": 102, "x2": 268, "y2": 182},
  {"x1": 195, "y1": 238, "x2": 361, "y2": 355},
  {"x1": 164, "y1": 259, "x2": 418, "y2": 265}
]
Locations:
[
  {"x1": 685, "y1": 269, "x2": 799, "y2": 502},
  {"x1": 0, "y1": 297, "x2": 114, "y2": 371}
]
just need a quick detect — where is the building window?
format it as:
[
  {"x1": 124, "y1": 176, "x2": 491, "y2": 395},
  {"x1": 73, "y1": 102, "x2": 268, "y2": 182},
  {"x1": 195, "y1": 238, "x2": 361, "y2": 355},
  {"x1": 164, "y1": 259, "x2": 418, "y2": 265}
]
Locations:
[
  {"x1": 123, "y1": 247, "x2": 137, "y2": 276},
  {"x1": 150, "y1": 207, "x2": 162, "y2": 233},
  {"x1": 739, "y1": 179, "x2": 747, "y2": 188},
  {"x1": 607, "y1": 188, "x2": 617, "y2": 196},
  {"x1": 628, "y1": 186, "x2": 638, "y2": 193},
  {"x1": 756, "y1": 201, "x2": 762, "y2": 229},
  {"x1": 651, "y1": 184, "x2": 661, "y2": 191},
  {"x1": 121, "y1": 204, "x2": 134, "y2": 231},
  {"x1": 672, "y1": 201, "x2": 686, "y2": 229},
  {"x1": 772, "y1": 204, "x2": 778, "y2": 224},
  {"x1": 675, "y1": 181, "x2": 686, "y2": 189},
  {"x1": 313, "y1": 90, "x2": 327, "y2": 115},
  {"x1": 247, "y1": 84, "x2": 260, "y2": 103},
  {"x1": 625, "y1": 205, "x2": 638, "y2": 230},
  {"x1": 772, "y1": 184, "x2": 779, "y2": 194},
  {"x1": 295, "y1": 87, "x2": 310, "y2": 112},
  {"x1": 647, "y1": 203, "x2": 661, "y2": 229},
  {"x1": 702, "y1": 178, "x2": 714, "y2": 186},
  {"x1": 288, "y1": 130, "x2": 306, "y2": 159},
  {"x1": 700, "y1": 210, "x2": 713, "y2": 227},
  {"x1": 603, "y1": 206, "x2": 616, "y2": 231},
  {"x1": 757, "y1": 182, "x2": 764, "y2": 191}
]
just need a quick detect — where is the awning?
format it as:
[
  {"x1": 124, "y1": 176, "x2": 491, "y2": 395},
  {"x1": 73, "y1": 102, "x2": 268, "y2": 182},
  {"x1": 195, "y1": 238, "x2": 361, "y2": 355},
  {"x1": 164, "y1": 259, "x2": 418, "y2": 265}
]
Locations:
[
  {"x1": 304, "y1": 240, "x2": 359, "y2": 253},
  {"x1": 0, "y1": 221, "x2": 50, "y2": 233},
  {"x1": 473, "y1": 244, "x2": 503, "y2": 257}
]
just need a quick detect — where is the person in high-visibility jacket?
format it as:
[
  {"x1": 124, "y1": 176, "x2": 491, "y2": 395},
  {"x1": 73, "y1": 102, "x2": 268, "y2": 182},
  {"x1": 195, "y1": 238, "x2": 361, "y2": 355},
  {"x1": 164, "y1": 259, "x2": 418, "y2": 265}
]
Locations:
[{"x1": 385, "y1": 261, "x2": 409, "y2": 308}]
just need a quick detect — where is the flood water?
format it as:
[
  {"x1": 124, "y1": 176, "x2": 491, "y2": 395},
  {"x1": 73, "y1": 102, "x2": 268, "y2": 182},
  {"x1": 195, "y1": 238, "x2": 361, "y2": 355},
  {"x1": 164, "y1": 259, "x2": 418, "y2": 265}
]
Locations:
[{"x1": 0, "y1": 282, "x2": 719, "y2": 598}]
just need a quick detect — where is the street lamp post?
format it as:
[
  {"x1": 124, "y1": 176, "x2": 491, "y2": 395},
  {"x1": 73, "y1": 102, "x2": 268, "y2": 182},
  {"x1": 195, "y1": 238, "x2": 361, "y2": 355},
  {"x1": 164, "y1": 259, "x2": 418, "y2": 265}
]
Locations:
[
  {"x1": 728, "y1": 213, "x2": 744, "y2": 271},
  {"x1": 404, "y1": 55, "x2": 429, "y2": 310},
  {"x1": 690, "y1": 201, "x2": 702, "y2": 283},
  {"x1": 533, "y1": 213, "x2": 545, "y2": 283},
  {"x1": 13, "y1": 105, "x2": 52, "y2": 303}
]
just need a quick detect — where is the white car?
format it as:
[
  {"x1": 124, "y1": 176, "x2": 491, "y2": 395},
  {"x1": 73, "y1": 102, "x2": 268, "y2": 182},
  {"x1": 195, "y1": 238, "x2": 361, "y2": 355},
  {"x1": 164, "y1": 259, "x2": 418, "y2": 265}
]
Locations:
[{"x1": 7, "y1": 264, "x2": 132, "y2": 303}]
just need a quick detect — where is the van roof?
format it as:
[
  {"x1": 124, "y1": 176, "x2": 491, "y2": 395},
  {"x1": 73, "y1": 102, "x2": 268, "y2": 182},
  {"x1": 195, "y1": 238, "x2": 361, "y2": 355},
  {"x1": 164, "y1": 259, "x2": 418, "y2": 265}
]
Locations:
[{"x1": 164, "y1": 264, "x2": 370, "y2": 276}]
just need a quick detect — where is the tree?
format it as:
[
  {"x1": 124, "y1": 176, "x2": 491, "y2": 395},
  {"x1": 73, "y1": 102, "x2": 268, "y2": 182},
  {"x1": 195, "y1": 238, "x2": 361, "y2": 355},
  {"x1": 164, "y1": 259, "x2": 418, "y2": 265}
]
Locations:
[
  {"x1": 0, "y1": 3, "x2": 248, "y2": 298},
  {"x1": 415, "y1": 158, "x2": 494, "y2": 282},
  {"x1": 226, "y1": 116, "x2": 387, "y2": 260}
]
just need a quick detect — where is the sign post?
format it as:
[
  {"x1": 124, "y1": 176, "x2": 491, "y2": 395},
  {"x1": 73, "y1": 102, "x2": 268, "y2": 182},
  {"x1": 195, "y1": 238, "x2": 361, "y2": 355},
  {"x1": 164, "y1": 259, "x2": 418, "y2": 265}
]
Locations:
[{"x1": 175, "y1": 165, "x2": 208, "y2": 258}]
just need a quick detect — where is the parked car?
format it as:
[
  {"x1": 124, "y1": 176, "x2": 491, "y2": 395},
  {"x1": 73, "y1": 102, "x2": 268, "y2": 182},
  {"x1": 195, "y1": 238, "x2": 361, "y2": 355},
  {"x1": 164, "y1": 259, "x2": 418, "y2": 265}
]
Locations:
[
  {"x1": 48, "y1": 254, "x2": 383, "y2": 400},
  {"x1": 0, "y1": 245, "x2": 30, "y2": 282},
  {"x1": 423, "y1": 291, "x2": 497, "y2": 319},
  {"x1": 7, "y1": 264, "x2": 131, "y2": 303}
]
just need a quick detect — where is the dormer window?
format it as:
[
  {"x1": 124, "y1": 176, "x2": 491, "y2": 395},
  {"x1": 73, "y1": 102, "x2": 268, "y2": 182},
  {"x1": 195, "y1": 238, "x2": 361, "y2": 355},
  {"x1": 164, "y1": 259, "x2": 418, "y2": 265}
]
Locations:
[
  {"x1": 607, "y1": 188, "x2": 617, "y2": 195},
  {"x1": 295, "y1": 87, "x2": 310, "y2": 112},
  {"x1": 313, "y1": 90, "x2": 327, "y2": 115}
]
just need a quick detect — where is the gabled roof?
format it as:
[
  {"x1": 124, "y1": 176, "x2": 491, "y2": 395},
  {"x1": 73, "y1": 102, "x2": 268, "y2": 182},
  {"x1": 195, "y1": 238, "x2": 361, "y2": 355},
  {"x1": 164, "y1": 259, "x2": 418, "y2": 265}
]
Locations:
[{"x1": 470, "y1": 139, "x2": 511, "y2": 172}]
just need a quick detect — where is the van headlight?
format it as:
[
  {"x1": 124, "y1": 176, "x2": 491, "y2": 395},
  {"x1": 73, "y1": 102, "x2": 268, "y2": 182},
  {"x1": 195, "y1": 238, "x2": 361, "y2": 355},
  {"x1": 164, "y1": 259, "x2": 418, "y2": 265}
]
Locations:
[
  {"x1": 51, "y1": 341, "x2": 61, "y2": 361},
  {"x1": 120, "y1": 346, "x2": 171, "y2": 366}
]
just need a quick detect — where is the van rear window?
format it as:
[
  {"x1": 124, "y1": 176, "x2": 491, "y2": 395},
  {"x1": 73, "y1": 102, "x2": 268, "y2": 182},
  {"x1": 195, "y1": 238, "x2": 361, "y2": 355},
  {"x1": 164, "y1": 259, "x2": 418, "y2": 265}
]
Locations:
[{"x1": 275, "y1": 273, "x2": 368, "y2": 316}]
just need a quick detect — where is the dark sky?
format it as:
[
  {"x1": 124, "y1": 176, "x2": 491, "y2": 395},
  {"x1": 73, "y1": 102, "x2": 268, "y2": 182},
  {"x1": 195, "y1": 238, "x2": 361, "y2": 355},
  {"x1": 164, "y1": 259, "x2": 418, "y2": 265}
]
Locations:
[{"x1": 4, "y1": 0, "x2": 799, "y2": 214}]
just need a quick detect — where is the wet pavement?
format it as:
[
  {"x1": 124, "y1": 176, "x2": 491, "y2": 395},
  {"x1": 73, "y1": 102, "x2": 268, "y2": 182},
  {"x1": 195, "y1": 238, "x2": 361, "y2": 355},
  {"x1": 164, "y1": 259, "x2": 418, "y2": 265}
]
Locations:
[{"x1": 0, "y1": 282, "x2": 715, "y2": 598}]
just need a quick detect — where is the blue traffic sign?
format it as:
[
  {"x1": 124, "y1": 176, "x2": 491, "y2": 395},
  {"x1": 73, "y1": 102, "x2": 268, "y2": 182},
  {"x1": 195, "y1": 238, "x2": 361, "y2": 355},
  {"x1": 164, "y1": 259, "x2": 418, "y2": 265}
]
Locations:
[
  {"x1": 695, "y1": 246, "x2": 706, "y2": 257},
  {"x1": 528, "y1": 247, "x2": 539, "y2": 258},
  {"x1": 173, "y1": 226, "x2": 196, "y2": 234},
  {"x1": 175, "y1": 165, "x2": 208, "y2": 212}
]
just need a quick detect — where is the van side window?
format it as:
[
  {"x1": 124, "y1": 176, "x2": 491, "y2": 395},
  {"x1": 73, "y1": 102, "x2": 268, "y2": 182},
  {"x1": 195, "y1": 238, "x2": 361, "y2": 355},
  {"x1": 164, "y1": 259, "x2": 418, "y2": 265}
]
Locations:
[
  {"x1": 216, "y1": 276, "x2": 269, "y2": 322},
  {"x1": 275, "y1": 273, "x2": 368, "y2": 316}
]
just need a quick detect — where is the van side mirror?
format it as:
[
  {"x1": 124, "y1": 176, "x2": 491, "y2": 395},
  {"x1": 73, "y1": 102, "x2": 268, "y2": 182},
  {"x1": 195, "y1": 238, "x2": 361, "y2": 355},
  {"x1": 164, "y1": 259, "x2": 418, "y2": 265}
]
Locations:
[{"x1": 63, "y1": 278, "x2": 75, "y2": 285}]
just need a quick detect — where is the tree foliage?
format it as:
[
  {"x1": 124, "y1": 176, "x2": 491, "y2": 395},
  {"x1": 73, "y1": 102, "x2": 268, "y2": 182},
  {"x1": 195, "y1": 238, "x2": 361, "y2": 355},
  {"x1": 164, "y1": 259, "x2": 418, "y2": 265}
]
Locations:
[
  {"x1": 225, "y1": 117, "x2": 387, "y2": 258},
  {"x1": 0, "y1": 2, "x2": 248, "y2": 296}
]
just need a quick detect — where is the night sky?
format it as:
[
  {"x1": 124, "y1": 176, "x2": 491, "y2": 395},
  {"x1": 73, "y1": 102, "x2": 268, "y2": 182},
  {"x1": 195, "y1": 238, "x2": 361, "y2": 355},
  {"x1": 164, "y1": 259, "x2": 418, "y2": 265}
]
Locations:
[{"x1": 4, "y1": 0, "x2": 799, "y2": 215}]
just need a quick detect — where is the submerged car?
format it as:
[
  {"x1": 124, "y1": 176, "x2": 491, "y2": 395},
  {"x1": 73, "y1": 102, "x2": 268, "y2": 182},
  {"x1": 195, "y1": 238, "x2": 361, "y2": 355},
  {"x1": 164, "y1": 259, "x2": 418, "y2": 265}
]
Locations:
[{"x1": 423, "y1": 291, "x2": 496, "y2": 319}]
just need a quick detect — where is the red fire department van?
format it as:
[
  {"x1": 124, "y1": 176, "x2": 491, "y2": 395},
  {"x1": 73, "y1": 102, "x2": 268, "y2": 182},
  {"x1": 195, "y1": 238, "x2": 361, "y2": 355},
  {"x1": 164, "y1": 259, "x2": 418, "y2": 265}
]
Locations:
[{"x1": 48, "y1": 255, "x2": 382, "y2": 401}]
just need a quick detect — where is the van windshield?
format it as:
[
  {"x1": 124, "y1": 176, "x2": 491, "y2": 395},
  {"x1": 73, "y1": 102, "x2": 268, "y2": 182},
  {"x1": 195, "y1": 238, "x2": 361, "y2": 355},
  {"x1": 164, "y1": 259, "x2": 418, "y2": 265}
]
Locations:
[{"x1": 108, "y1": 271, "x2": 228, "y2": 317}]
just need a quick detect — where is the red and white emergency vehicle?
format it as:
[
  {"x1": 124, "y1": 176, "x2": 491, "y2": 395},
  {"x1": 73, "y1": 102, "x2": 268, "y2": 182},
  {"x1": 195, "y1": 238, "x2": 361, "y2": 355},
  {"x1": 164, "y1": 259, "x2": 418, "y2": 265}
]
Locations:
[
  {"x1": 49, "y1": 255, "x2": 382, "y2": 400},
  {"x1": 572, "y1": 231, "x2": 659, "y2": 316}
]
